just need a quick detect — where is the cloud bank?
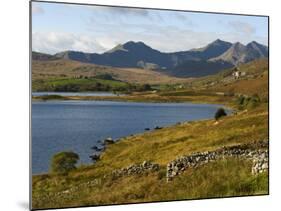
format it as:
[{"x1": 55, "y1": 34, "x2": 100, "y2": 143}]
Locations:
[{"x1": 32, "y1": 3, "x2": 268, "y2": 54}]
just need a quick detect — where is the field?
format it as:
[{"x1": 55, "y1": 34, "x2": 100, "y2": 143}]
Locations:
[
  {"x1": 32, "y1": 59, "x2": 191, "y2": 90},
  {"x1": 32, "y1": 59, "x2": 269, "y2": 209}
]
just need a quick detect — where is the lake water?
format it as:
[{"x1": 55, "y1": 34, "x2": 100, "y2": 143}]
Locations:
[
  {"x1": 32, "y1": 100, "x2": 227, "y2": 174},
  {"x1": 32, "y1": 91, "x2": 120, "y2": 97}
]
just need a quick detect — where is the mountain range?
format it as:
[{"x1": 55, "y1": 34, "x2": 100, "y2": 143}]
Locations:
[{"x1": 33, "y1": 39, "x2": 268, "y2": 77}]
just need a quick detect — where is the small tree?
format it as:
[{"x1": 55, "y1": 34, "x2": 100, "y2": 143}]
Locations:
[
  {"x1": 50, "y1": 151, "x2": 79, "y2": 174},
  {"x1": 143, "y1": 84, "x2": 152, "y2": 91},
  {"x1": 214, "y1": 108, "x2": 227, "y2": 120}
]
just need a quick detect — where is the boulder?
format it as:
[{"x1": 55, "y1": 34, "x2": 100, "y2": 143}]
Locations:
[
  {"x1": 104, "y1": 137, "x2": 114, "y2": 145},
  {"x1": 89, "y1": 154, "x2": 100, "y2": 161}
]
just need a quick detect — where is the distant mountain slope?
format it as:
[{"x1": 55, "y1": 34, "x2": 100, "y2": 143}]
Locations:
[
  {"x1": 187, "y1": 39, "x2": 233, "y2": 60},
  {"x1": 170, "y1": 60, "x2": 233, "y2": 77},
  {"x1": 209, "y1": 41, "x2": 268, "y2": 66},
  {"x1": 55, "y1": 41, "x2": 171, "y2": 69},
  {"x1": 32, "y1": 59, "x2": 191, "y2": 85},
  {"x1": 32, "y1": 51, "x2": 59, "y2": 61},
  {"x1": 35, "y1": 39, "x2": 268, "y2": 77}
]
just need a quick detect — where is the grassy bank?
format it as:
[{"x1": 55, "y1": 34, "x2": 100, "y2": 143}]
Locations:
[
  {"x1": 32, "y1": 59, "x2": 269, "y2": 209},
  {"x1": 32, "y1": 101, "x2": 268, "y2": 209},
  {"x1": 33, "y1": 158, "x2": 268, "y2": 209}
]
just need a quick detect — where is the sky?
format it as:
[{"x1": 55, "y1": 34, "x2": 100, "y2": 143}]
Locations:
[{"x1": 32, "y1": 1, "x2": 269, "y2": 54}]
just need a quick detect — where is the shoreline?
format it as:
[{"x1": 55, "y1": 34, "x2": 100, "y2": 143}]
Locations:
[
  {"x1": 32, "y1": 92, "x2": 236, "y2": 109},
  {"x1": 32, "y1": 98, "x2": 234, "y2": 176}
]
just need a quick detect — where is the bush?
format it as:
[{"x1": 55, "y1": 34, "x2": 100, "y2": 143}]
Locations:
[
  {"x1": 236, "y1": 94, "x2": 261, "y2": 110},
  {"x1": 95, "y1": 73, "x2": 114, "y2": 80},
  {"x1": 214, "y1": 108, "x2": 227, "y2": 120},
  {"x1": 236, "y1": 96, "x2": 245, "y2": 105},
  {"x1": 50, "y1": 151, "x2": 79, "y2": 174}
]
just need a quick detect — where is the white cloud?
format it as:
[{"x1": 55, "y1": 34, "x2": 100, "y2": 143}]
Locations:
[
  {"x1": 32, "y1": 32, "x2": 106, "y2": 54},
  {"x1": 32, "y1": 26, "x2": 267, "y2": 55},
  {"x1": 228, "y1": 21, "x2": 256, "y2": 35},
  {"x1": 32, "y1": 5, "x2": 44, "y2": 15},
  {"x1": 99, "y1": 6, "x2": 149, "y2": 16}
]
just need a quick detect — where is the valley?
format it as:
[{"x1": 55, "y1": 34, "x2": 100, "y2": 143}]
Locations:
[{"x1": 31, "y1": 40, "x2": 269, "y2": 210}]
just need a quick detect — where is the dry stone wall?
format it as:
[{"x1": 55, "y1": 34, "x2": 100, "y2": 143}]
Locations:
[
  {"x1": 112, "y1": 161, "x2": 160, "y2": 178},
  {"x1": 166, "y1": 141, "x2": 268, "y2": 181}
]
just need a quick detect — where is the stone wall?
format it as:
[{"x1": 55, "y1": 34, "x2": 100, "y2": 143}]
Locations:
[
  {"x1": 112, "y1": 161, "x2": 160, "y2": 178},
  {"x1": 166, "y1": 141, "x2": 268, "y2": 181},
  {"x1": 252, "y1": 151, "x2": 269, "y2": 174}
]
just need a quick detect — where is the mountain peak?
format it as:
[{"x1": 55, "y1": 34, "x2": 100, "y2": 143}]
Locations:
[
  {"x1": 123, "y1": 41, "x2": 151, "y2": 48},
  {"x1": 106, "y1": 44, "x2": 128, "y2": 53},
  {"x1": 106, "y1": 41, "x2": 151, "y2": 54},
  {"x1": 212, "y1": 39, "x2": 225, "y2": 44},
  {"x1": 52, "y1": 39, "x2": 268, "y2": 77},
  {"x1": 249, "y1": 41, "x2": 258, "y2": 45},
  {"x1": 247, "y1": 41, "x2": 267, "y2": 48},
  {"x1": 189, "y1": 39, "x2": 232, "y2": 59},
  {"x1": 209, "y1": 40, "x2": 268, "y2": 66},
  {"x1": 233, "y1": 42, "x2": 244, "y2": 46}
]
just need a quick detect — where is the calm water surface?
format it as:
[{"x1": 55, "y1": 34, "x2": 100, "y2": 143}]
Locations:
[
  {"x1": 32, "y1": 91, "x2": 120, "y2": 97},
  {"x1": 32, "y1": 100, "x2": 228, "y2": 174}
]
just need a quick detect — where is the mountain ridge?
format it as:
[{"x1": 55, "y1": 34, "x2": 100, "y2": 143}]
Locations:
[
  {"x1": 33, "y1": 39, "x2": 268, "y2": 77},
  {"x1": 209, "y1": 41, "x2": 268, "y2": 66}
]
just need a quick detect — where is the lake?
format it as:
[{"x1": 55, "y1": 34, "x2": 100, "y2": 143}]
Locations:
[
  {"x1": 32, "y1": 91, "x2": 121, "y2": 97},
  {"x1": 32, "y1": 100, "x2": 228, "y2": 174}
]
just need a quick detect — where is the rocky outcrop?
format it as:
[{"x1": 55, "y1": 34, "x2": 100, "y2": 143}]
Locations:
[
  {"x1": 112, "y1": 161, "x2": 160, "y2": 178},
  {"x1": 167, "y1": 141, "x2": 268, "y2": 181},
  {"x1": 103, "y1": 137, "x2": 114, "y2": 145}
]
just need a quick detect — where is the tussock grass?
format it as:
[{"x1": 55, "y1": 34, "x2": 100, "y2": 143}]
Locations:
[
  {"x1": 32, "y1": 103, "x2": 268, "y2": 209},
  {"x1": 32, "y1": 58, "x2": 268, "y2": 209},
  {"x1": 32, "y1": 158, "x2": 268, "y2": 209}
]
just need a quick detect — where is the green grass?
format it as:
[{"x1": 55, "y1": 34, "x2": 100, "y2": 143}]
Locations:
[
  {"x1": 31, "y1": 58, "x2": 269, "y2": 209},
  {"x1": 32, "y1": 158, "x2": 268, "y2": 209},
  {"x1": 32, "y1": 77, "x2": 129, "y2": 92},
  {"x1": 32, "y1": 102, "x2": 269, "y2": 209},
  {"x1": 46, "y1": 78, "x2": 125, "y2": 87}
]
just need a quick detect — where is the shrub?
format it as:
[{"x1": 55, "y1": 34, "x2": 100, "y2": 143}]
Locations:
[
  {"x1": 50, "y1": 151, "x2": 79, "y2": 174},
  {"x1": 214, "y1": 108, "x2": 227, "y2": 120},
  {"x1": 95, "y1": 73, "x2": 114, "y2": 80},
  {"x1": 235, "y1": 94, "x2": 261, "y2": 110},
  {"x1": 247, "y1": 94, "x2": 261, "y2": 109},
  {"x1": 236, "y1": 96, "x2": 245, "y2": 105}
]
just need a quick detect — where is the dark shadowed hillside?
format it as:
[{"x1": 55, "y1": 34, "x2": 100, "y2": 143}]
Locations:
[
  {"x1": 35, "y1": 39, "x2": 268, "y2": 77},
  {"x1": 32, "y1": 51, "x2": 59, "y2": 61}
]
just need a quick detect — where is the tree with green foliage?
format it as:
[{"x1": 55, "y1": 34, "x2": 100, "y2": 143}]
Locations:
[
  {"x1": 50, "y1": 151, "x2": 79, "y2": 174},
  {"x1": 143, "y1": 84, "x2": 152, "y2": 91},
  {"x1": 214, "y1": 108, "x2": 227, "y2": 120}
]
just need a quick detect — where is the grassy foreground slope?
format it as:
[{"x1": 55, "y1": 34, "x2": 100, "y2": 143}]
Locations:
[
  {"x1": 32, "y1": 104, "x2": 268, "y2": 209},
  {"x1": 32, "y1": 59, "x2": 269, "y2": 209}
]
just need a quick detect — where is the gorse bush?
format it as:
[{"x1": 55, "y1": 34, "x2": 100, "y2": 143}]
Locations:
[
  {"x1": 236, "y1": 94, "x2": 261, "y2": 110},
  {"x1": 50, "y1": 151, "x2": 79, "y2": 174},
  {"x1": 214, "y1": 108, "x2": 227, "y2": 120}
]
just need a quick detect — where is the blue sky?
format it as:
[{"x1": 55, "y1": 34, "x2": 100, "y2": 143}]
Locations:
[{"x1": 32, "y1": 1, "x2": 268, "y2": 54}]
